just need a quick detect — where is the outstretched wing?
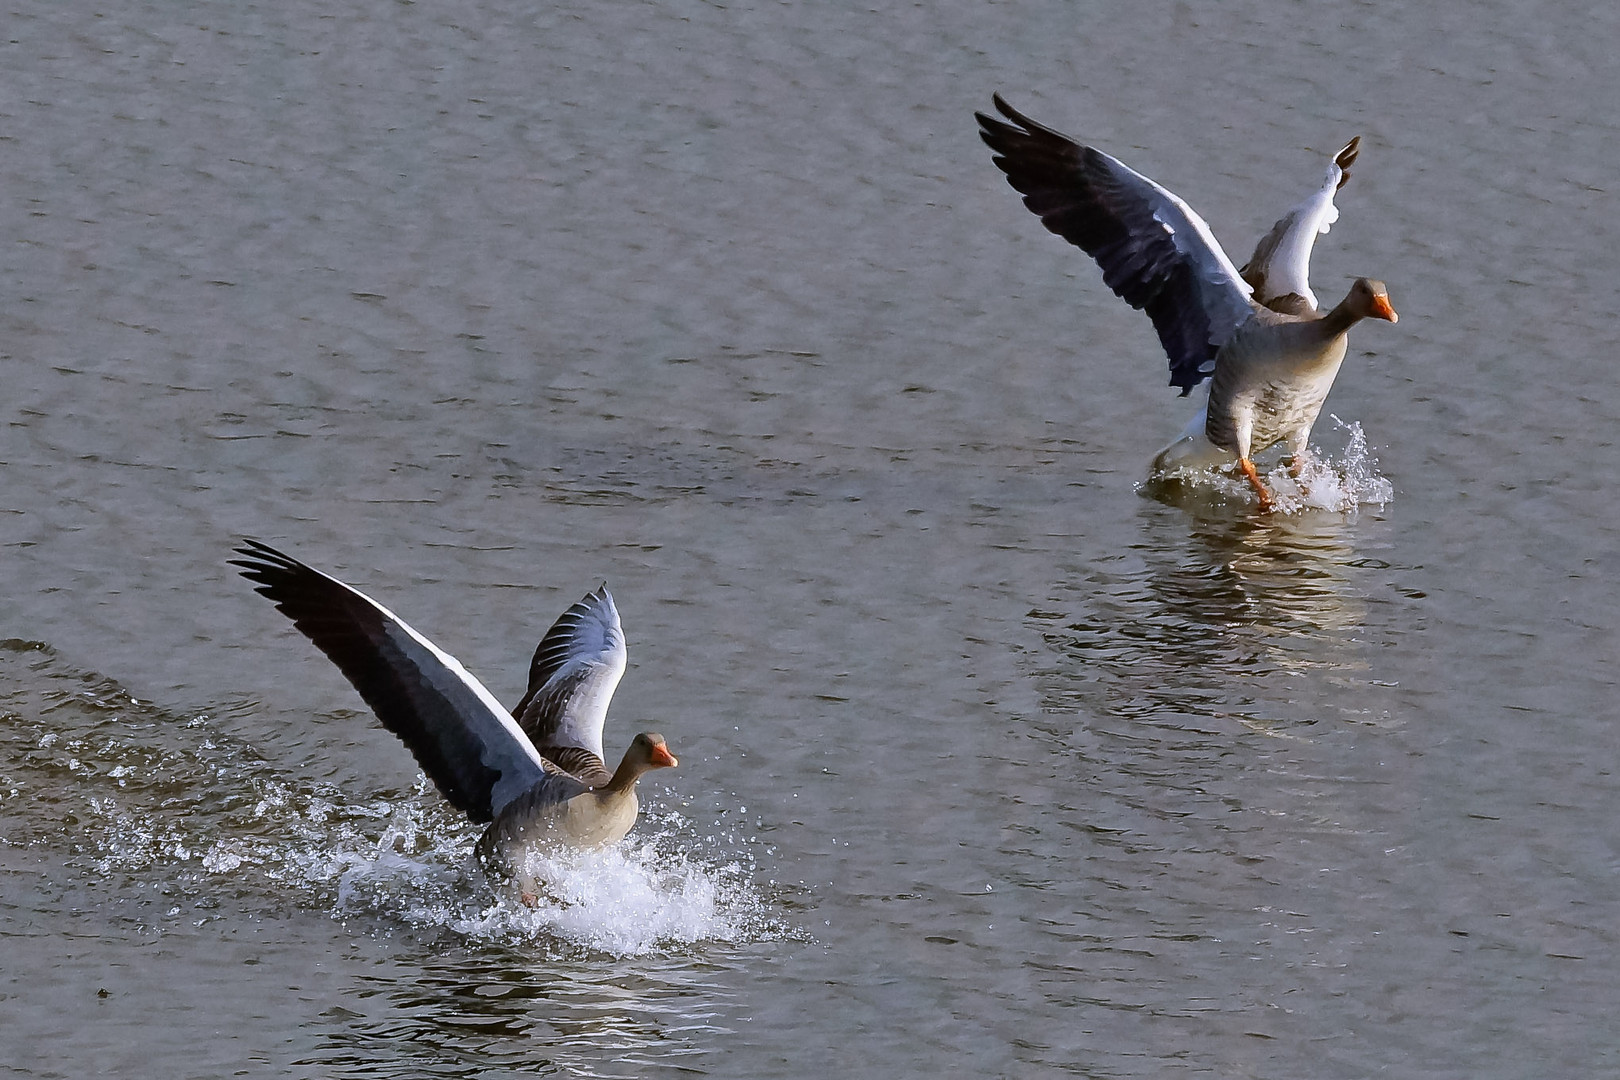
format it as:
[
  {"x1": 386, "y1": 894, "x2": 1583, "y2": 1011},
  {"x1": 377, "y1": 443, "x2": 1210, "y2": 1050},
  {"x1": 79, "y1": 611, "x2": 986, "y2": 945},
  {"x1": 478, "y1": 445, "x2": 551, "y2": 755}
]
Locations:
[
  {"x1": 1241, "y1": 137, "x2": 1360, "y2": 314},
  {"x1": 231, "y1": 540, "x2": 552, "y2": 823},
  {"x1": 977, "y1": 93, "x2": 1256, "y2": 394},
  {"x1": 511, "y1": 585, "x2": 626, "y2": 784}
]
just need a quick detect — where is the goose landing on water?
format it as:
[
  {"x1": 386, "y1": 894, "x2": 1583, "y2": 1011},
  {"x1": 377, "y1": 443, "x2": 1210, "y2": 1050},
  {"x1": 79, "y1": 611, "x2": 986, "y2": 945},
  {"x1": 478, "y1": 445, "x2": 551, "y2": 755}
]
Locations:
[
  {"x1": 231, "y1": 540, "x2": 677, "y2": 905},
  {"x1": 976, "y1": 94, "x2": 1398, "y2": 510}
]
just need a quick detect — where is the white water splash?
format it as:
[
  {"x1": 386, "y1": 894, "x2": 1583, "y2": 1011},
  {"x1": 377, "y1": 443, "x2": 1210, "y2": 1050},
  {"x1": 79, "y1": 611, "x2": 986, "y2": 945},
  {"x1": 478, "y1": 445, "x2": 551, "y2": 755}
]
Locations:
[
  {"x1": 1263, "y1": 417, "x2": 1394, "y2": 514},
  {"x1": 79, "y1": 765, "x2": 778, "y2": 956},
  {"x1": 1150, "y1": 416, "x2": 1393, "y2": 515},
  {"x1": 202, "y1": 793, "x2": 776, "y2": 955},
  {"x1": 442, "y1": 840, "x2": 758, "y2": 955},
  {"x1": 7, "y1": 654, "x2": 787, "y2": 957}
]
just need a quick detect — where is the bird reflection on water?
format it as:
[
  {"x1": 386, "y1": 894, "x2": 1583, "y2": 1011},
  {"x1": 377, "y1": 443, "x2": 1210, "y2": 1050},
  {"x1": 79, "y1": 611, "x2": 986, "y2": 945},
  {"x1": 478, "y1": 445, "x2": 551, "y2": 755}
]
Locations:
[
  {"x1": 1014, "y1": 498, "x2": 1408, "y2": 904},
  {"x1": 1140, "y1": 490, "x2": 1371, "y2": 637},
  {"x1": 311, "y1": 947, "x2": 743, "y2": 1077},
  {"x1": 1031, "y1": 497, "x2": 1394, "y2": 740}
]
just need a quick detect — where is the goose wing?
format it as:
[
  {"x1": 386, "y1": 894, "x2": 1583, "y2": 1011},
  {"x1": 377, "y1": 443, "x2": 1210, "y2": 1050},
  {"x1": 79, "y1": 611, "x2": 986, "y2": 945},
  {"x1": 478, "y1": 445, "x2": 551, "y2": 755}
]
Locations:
[
  {"x1": 1241, "y1": 137, "x2": 1360, "y2": 313},
  {"x1": 977, "y1": 93, "x2": 1256, "y2": 395},
  {"x1": 511, "y1": 585, "x2": 626, "y2": 783},
  {"x1": 231, "y1": 540, "x2": 552, "y2": 823}
]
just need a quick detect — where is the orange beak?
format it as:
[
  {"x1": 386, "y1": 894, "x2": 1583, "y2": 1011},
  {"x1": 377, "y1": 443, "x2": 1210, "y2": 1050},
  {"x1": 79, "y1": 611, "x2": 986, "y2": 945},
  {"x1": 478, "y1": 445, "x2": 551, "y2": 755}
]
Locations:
[
  {"x1": 650, "y1": 743, "x2": 678, "y2": 768},
  {"x1": 1370, "y1": 294, "x2": 1399, "y2": 323}
]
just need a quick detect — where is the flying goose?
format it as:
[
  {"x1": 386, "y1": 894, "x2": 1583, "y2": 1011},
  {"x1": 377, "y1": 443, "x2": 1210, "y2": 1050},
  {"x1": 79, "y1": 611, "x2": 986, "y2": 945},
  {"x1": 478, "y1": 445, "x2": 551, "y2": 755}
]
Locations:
[
  {"x1": 976, "y1": 94, "x2": 1397, "y2": 509},
  {"x1": 231, "y1": 540, "x2": 676, "y2": 902}
]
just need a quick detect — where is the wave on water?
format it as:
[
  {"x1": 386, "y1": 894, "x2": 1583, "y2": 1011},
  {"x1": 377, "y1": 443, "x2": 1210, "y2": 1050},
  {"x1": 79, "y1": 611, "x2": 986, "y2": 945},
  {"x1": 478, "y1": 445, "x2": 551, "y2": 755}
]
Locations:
[{"x1": 1146, "y1": 417, "x2": 1394, "y2": 515}]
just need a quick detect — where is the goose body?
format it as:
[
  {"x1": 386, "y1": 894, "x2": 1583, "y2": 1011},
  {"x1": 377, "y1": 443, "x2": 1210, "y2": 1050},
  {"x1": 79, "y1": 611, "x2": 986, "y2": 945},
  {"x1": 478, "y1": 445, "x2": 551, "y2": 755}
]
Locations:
[
  {"x1": 976, "y1": 95, "x2": 1397, "y2": 508},
  {"x1": 231, "y1": 541, "x2": 677, "y2": 899}
]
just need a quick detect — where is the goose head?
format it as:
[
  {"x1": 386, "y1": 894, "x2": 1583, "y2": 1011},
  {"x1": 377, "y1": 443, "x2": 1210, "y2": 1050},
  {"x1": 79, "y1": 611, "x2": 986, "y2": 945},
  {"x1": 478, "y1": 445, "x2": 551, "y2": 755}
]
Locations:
[
  {"x1": 1348, "y1": 278, "x2": 1399, "y2": 323},
  {"x1": 602, "y1": 732, "x2": 678, "y2": 794},
  {"x1": 629, "y1": 732, "x2": 679, "y2": 771}
]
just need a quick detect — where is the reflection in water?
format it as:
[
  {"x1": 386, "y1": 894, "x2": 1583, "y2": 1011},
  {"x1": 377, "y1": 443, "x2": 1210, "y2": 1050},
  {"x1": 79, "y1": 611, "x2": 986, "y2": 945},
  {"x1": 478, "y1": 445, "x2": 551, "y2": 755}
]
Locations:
[
  {"x1": 313, "y1": 948, "x2": 744, "y2": 1078},
  {"x1": 1031, "y1": 499, "x2": 1390, "y2": 741},
  {"x1": 1143, "y1": 498, "x2": 1368, "y2": 638},
  {"x1": 1009, "y1": 496, "x2": 1409, "y2": 923},
  {"x1": 1005, "y1": 493, "x2": 1412, "y2": 1039}
]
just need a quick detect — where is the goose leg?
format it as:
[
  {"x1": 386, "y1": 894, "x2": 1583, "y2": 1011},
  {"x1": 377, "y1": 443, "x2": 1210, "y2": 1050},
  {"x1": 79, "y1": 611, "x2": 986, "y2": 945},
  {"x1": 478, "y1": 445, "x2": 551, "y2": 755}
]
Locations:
[
  {"x1": 1238, "y1": 457, "x2": 1275, "y2": 511},
  {"x1": 1282, "y1": 430, "x2": 1321, "y2": 505},
  {"x1": 1286, "y1": 429, "x2": 1314, "y2": 479},
  {"x1": 516, "y1": 866, "x2": 541, "y2": 908},
  {"x1": 1231, "y1": 420, "x2": 1273, "y2": 510},
  {"x1": 1284, "y1": 450, "x2": 1317, "y2": 508}
]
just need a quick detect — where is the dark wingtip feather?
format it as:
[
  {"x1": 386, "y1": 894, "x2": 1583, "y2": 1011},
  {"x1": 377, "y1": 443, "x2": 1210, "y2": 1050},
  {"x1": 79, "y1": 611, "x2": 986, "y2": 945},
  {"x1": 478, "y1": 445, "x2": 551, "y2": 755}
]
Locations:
[
  {"x1": 229, "y1": 538, "x2": 301, "y2": 575},
  {"x1": 1336, "y1": 136, "x2": 1361, "y2": 170},
  {"x1": 229, "y1": 539, "x2": 318, "y2": 606},
  {"x1": 1335, "y1": 136, "x2": 1361, "y2": 189},
  {"x1": 976, "y1": 94, "x2": 1052, "y2": 157},
  {"x1": 991, "y1": 93, "x2": 1027, "y2": 127}
]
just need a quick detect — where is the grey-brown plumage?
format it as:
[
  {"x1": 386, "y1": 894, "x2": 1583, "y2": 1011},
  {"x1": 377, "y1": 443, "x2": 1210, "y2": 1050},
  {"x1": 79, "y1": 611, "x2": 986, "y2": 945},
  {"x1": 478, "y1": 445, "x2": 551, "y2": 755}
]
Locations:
[
  {"x1": 1202, "y1": 279, "x2": 1398, "y2": 506},
  {"x1": 476, "y1": 732, "x2": 676, "y2": 869},
  {"x1": 977, "y1": 96, "x2": 1398, "y2": 507}
]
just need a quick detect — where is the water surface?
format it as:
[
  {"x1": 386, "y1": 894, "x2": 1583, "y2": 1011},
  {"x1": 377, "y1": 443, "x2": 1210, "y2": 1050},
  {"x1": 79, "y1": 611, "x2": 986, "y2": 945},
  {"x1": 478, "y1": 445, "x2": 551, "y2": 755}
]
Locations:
[{"x1": 3, "y1": 0, "x2": 1618, "y2": 1076}]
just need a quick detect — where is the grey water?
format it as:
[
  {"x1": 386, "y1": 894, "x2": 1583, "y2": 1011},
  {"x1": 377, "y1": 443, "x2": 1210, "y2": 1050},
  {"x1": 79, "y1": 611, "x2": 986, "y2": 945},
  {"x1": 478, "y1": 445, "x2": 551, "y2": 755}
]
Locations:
[{"x1": 4, "y1": 0, "x2": 1619, "y2": 1076}]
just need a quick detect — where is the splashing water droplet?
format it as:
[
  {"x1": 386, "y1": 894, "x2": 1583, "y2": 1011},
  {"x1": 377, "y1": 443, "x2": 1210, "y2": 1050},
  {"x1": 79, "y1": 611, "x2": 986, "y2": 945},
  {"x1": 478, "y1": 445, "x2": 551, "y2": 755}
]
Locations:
[{"x1": 1264, "y1": 417, "x2": 1393, "y2": 515}]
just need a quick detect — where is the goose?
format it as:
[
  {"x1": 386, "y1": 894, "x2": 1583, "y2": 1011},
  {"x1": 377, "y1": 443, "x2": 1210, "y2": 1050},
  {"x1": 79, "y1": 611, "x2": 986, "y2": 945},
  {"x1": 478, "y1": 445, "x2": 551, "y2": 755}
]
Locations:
[
  {"x1": 976, "y1": 94, "x2": 1397, "y2": 509},
  {"x1": 231, "y1": 540, "x2": 677, "y2": 903}
]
